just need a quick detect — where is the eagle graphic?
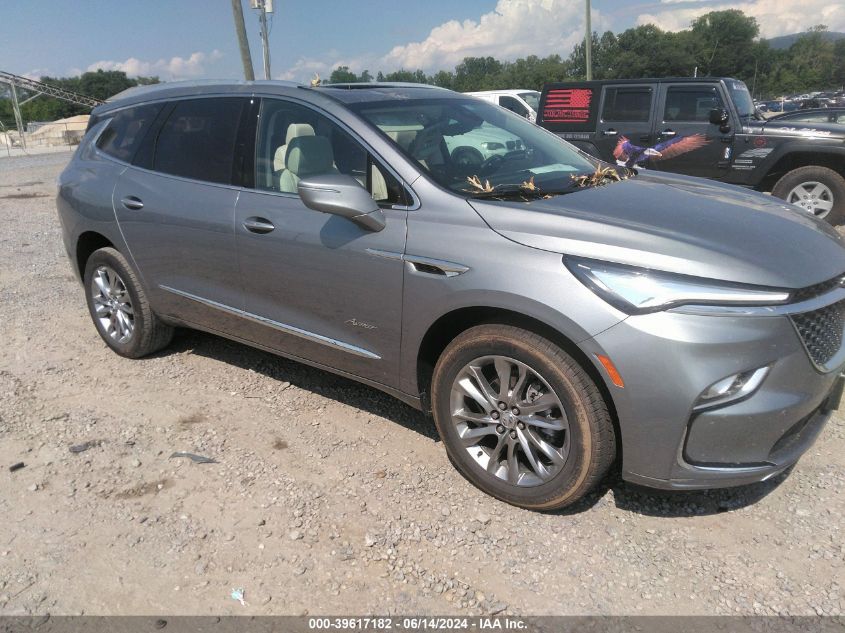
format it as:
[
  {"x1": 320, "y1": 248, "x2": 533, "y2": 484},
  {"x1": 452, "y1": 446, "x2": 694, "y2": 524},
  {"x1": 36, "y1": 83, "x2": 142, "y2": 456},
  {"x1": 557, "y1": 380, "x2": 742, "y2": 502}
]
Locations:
[{"x1": 613, "y1": 134, "x2": 709, "y2": 168}]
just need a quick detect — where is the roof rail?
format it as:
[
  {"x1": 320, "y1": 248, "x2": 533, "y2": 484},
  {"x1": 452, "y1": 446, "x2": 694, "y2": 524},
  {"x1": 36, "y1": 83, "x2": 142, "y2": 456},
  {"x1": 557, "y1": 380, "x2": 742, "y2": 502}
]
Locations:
[{"x1": 316, "y1": 82, "x2": 444, "y2": 90}]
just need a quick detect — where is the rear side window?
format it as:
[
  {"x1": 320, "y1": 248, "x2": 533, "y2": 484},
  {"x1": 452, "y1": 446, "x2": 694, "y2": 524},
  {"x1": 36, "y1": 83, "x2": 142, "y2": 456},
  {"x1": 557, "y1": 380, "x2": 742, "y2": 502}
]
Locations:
[
  {"x1": 96, "y1": 103, "x2": 162, "y2": 162},
  {"x1": 601, "y1": 87, "x2": 652, "y2": 122},
  {"x1": 153, "y1": 98, "x2": 245, "y2": 185},
  {"x1": 663, "y1": 87, "x2": 724, "y2": 122}
]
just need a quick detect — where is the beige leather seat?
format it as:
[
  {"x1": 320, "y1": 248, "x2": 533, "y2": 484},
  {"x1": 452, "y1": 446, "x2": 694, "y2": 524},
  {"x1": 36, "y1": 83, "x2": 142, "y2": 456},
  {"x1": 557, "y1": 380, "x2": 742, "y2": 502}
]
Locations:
[
  {"x1": 274, "y1": 123, "x2": 315, "y2": 173},
  {"x1": 387, "y1": 130, "x2": 417, "y2": 151},
  {"x1": 278, "y1": 136, "x2": 338, "y2": 193}
]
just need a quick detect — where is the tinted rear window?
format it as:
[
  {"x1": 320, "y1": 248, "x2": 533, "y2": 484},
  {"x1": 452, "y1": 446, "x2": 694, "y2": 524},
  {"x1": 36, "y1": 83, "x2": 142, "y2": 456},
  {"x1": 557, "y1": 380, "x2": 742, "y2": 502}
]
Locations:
[
  {"x1": 96, "y1": 103, "x2": 162, "y2": 162},
  {"x1": 601, "y1": 87, "x2": 652, "y2": 122},
  {"x1": 153, "y1": 98, "x2": 245, "y2": 185}
]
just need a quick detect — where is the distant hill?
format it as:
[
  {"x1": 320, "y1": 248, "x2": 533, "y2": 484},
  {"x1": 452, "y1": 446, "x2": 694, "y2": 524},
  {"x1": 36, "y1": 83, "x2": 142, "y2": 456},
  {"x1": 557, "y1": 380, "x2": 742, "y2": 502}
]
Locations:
[{"x1": 767, "y1": 31, "x2": 845, "y2": 49}]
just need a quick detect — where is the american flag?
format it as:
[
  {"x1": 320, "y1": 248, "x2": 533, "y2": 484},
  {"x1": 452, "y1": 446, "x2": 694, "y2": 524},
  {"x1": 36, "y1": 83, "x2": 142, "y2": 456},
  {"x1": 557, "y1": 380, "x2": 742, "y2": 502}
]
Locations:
[{"x1": 543, "y1": 88, "x2": 593, "y2": 123}]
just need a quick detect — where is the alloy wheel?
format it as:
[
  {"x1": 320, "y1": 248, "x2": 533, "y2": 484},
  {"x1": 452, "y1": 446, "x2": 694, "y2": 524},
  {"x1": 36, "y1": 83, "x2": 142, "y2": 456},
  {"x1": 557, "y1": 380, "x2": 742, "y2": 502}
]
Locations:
[
  {"x1": 91, "y1": 265, "x2": 135, "y2": 343},
  {"x1": 449, "y1": 355, "x2": 570, "y2": 487},
  {"x1": 787, "y1": 181, "x2": 834, "y2": 218}
]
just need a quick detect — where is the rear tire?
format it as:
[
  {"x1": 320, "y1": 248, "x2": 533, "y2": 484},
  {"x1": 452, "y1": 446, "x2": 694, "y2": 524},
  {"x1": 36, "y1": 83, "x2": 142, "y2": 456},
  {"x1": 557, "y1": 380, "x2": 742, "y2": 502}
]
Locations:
[
  {"x1": 771, "y1": 166, "x2": 845, "y2": 226},
  {"x1": 431, "y1": 325, "x2": 615, "y2": 510},
  {"x1": 83, "y1": 247, "x2": 173, "y2": 358}
]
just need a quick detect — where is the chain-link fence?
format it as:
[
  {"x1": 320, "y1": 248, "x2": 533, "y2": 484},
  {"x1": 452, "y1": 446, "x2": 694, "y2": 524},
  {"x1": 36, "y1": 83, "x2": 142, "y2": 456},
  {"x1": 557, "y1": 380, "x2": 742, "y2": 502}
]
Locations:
[{"x1": 0, "y1": 117, "x2": 87, "y2": 157}]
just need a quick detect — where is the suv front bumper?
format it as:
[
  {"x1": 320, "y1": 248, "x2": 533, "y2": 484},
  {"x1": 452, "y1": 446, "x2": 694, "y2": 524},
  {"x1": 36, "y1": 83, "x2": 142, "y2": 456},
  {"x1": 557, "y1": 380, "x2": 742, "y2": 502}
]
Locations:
[{"x1": 580, "y1": 303, "x2": 843, "y2": 491}]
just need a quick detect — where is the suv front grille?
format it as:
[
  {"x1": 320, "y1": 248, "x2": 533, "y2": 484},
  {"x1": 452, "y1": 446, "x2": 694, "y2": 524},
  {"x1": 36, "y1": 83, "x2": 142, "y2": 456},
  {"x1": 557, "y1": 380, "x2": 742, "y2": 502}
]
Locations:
[{"x1": 791, "y1": 300, "x2": 845, "y2": 369}]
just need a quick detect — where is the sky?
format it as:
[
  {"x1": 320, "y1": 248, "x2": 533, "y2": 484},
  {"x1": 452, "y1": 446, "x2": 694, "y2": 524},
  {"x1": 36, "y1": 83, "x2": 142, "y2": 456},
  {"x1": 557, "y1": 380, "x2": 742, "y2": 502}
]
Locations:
[{"x1": 2, "y1": 0, "x2": 844, "y2": 83}]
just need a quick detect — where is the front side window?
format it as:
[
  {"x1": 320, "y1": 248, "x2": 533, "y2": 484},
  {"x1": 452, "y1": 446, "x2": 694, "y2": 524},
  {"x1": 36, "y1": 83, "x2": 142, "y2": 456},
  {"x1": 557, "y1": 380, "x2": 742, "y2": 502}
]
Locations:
[
  {"x1": 96, "y1": 103, "x2": 163, "y2": 162},
  {"x1": 664, "y1": 87, "x2": 724, "y2": 122},
  {"x1": 601, "y1": 87, "x2": 652, "y2": 122},
  {"x1": 351, "y1": 97, "x2": 596, "y2": 197},
  {"x1": 254, "y1": 99, "x2": 407, "y2": 206},
  {"x1": 153, "y1": 98, "x2": 244, "y2": 185},
  {"x1": 499, "y1": 96, "x2": 529, "y2": 118}
]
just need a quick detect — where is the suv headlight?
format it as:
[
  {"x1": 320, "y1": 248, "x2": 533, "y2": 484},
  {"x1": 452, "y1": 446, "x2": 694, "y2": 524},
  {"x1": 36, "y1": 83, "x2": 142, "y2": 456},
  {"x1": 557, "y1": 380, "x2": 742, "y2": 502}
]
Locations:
[{"x1": 565, "y1": 257, "x2": 791, "y2": 314}]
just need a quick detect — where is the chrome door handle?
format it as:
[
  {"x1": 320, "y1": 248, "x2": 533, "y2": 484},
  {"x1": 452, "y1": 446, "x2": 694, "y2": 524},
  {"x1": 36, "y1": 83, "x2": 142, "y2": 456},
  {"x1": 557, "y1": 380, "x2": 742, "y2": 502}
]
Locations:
[
  {"x1": 120, "y1": 196, "x2": 144, "y2": 210},
  {"x1": 243, "y1": 217, "x2": 275, "y2": 234},
  {"x1": 660, "y1": 129, "x2": 677, "y2": 137},
  {"x1": 602, "y1": 128, "x2": 618, "y2": 136}
]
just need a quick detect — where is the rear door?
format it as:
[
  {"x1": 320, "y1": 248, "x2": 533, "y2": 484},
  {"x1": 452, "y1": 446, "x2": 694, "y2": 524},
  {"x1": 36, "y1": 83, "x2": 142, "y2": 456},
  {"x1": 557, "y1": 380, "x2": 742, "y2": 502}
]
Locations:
[
  {"x1": 112, "y1": 96, "x2": 249, "y2": 329},
  {"x1": 651, "y1": 82, "x2": 733, "y2": 179},
  {"x1": 595, "y1": 84, "x2": 656, "y2": 165}
]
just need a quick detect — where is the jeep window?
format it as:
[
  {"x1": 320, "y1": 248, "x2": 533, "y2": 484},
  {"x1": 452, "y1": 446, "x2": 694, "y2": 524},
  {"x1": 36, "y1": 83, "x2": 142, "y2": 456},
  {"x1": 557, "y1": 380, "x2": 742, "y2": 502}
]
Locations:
[
  {"x1": 254, "y1": 99, "x2": 408, "y2": 206},
  {"x1": 153, "y1": 98, "x2": 244, "y2": 185},
  {"x1": 601, "y1": 88, "x2": 652, "y2": 122},
  {"x1": 664, "y1": 87, "x2": 725, "y2": 122},
  {"x1": 499, "y1": 95, "x2": 529, "y2": 118},
  {"x1": 351, "y1": 98, "x2": 597, "y2": 197},
  {"x1": 96, "y1": 103, "x2": 163, "y2": 163},
  {"x1": 726, "y1": 80, "x2": 755, "y2": 118}
]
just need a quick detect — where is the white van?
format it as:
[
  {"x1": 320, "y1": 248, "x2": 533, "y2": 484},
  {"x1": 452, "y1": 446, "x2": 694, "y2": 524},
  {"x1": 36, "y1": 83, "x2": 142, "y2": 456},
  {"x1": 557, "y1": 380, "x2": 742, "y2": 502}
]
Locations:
[{"x1": 464, "y1": 90, "x2": 541, "y2": 122}]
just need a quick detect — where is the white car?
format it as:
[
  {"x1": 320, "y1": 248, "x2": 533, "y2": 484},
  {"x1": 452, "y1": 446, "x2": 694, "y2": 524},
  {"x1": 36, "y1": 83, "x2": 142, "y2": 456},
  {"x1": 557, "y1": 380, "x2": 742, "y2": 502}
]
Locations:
[{"x1": 464, "y1": 90, "x2": 540, "y2": 123}]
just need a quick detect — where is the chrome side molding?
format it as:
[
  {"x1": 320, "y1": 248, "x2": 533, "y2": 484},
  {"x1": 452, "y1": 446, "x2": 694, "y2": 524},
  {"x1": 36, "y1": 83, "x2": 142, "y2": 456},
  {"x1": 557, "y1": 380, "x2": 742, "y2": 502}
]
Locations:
[{"x1": 159, "y1": 285, "x2": 381, "y2": 360}]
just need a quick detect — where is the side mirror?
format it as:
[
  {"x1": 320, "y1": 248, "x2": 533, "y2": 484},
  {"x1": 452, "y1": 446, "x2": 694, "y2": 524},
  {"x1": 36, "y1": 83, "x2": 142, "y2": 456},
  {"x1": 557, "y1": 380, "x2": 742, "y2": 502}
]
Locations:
[
  {"x1": 709, "y1": 108, "x2": 731, "y2": 132},
  {"x1": 297, "y1": 174, "x2": 386, "y2": 232}
]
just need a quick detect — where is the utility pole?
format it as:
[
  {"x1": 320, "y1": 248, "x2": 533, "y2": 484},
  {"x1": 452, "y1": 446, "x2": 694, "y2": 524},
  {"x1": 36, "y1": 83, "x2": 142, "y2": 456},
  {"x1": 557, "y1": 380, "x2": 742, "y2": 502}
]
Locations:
[
  {"x1": 231, "y1": 0, "x2": 255, "y2": 80},
  {"x1": 585, "y1": 0, "x2": 593, "y2": 81},
  {"x1": 10, "y1": 83, "x2": 25, "y2": 149},
  {"x1": 252, "y1": 0, "x2": 273, "y2": 80}
]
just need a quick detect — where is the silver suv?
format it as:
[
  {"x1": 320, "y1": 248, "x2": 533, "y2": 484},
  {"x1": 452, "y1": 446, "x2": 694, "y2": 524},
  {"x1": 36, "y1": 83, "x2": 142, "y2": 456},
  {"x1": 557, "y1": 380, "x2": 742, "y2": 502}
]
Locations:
[{"x1": 57, "y1": 81, "x2": 845, "y2": 510}]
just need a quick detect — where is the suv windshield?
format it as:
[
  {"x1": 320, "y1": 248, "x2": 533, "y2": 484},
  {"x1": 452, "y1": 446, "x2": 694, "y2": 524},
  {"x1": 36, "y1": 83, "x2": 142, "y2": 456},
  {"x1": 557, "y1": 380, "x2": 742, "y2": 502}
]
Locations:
[
  {"x1": 726, "y1": 80, "x2": 755, "y2": 118},
  {"x1": 518, "y1": 91, "x2": 540, "y2": 112},
  {"x1": 351, "y1": 97, "x2": 597, "y2": 197}
]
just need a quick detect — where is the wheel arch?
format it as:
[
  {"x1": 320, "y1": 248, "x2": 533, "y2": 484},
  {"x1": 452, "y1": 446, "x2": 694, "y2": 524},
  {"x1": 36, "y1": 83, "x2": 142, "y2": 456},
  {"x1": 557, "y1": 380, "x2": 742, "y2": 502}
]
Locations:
[
  {"x1": 757, "y1": 147, "x2": 845, "y2": 192},
  {"x1": 414, "y1": 305, "x2": 621, "y2": 459},
  {"x1": 76, "y1": 231, "x2": 115, "y2": 278}
]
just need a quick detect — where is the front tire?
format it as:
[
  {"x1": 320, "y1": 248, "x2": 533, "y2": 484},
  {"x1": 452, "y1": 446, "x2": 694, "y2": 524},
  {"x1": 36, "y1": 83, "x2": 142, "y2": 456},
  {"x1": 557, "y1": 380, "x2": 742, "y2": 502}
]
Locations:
[
  {"x1": 431, "y1": 325, "x2": 615, "y2": 510},
  {"x1": 83, "y1": 247, "x2": 173, "y2": 358},
  {"x1": 771, "y1": 166, "x2": 845, "y2": 226}
]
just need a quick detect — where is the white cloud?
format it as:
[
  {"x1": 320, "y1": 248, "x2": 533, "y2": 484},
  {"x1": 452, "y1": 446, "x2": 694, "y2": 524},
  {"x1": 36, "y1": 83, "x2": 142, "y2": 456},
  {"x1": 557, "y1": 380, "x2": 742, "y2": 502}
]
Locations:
[
  {"x1": 280, "y1": 0, "x2": 602, "y2": 81},
  {"x1": 637, "y1": 0, "x2": 845, "y2": 38},
  {"x1": 87, "y1": 50, "x2": 223, "y2": 80}
]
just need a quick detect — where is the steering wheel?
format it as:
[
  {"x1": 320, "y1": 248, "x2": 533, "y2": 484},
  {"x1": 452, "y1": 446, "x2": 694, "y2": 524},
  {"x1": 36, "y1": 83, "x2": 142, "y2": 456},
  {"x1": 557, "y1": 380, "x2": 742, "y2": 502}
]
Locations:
[{"x1": 477, "y1": 154, "x2": 504, "y2": 176}]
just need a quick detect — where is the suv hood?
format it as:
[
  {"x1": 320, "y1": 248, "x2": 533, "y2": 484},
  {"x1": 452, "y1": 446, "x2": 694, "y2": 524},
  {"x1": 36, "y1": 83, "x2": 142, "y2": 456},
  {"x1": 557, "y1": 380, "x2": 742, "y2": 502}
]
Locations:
[{"x1": 468, "y1": 172, "x2": 845, "y2": 289}]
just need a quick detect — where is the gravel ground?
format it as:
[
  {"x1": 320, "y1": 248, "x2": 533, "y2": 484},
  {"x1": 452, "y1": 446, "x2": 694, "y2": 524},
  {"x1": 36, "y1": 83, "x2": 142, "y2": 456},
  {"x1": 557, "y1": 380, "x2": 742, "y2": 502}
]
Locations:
[{"x1": 0, "y1": 154, "x2": 843, "y2": 616}]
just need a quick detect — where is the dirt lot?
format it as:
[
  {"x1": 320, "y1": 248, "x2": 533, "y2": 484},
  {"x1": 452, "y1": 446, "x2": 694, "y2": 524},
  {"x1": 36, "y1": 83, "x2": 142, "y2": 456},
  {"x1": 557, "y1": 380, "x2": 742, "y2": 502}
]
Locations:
[{"x1": 0, "y1": 153, "x2": 843, "y2": 616}]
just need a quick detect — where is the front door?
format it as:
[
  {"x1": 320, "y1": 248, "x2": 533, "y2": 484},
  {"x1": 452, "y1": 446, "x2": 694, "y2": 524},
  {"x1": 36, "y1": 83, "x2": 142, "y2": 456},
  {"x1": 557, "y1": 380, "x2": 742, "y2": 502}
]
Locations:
[
  {"x1": 595, "y1": 84, "x2": 656, "y2": 166},
  {"x1": 113, "y1": 96, "x2": 248, "y2": 329},
  {"x1": 234, "y1": 98, "x2": 410, "y2": 386},
  {"x1": 651, "y1": 83, "x2": 733, "y2": 179}
]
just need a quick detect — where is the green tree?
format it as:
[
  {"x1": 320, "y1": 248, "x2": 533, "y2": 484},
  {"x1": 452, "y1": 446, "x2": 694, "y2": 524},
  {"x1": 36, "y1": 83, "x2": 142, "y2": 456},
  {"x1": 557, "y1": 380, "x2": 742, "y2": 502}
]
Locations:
[
  {"x1": 609, "y1": 25, "x2": 696, "y2": 78},
  {"x1": 690, "y1": 10, "x2": 760, "y2": 79},
  {"x1": 378, "y1": 69, "x2": 427, "y2": 83},
  {"x1": 451, "y1": 56, "x2": 503, "y2": 92},
  {"x1": 329, "y1": 66, "x2": 360, "y2": 83},
  {"x1": 429, "y1": 70, "x2": 455, "y2": 89}
]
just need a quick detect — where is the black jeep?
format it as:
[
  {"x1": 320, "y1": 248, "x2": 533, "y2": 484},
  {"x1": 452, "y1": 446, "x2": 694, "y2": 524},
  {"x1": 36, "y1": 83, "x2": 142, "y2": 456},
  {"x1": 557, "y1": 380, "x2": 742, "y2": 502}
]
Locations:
[{"x1": 538, "y1": 77, "x2": 845, "y2": 224}]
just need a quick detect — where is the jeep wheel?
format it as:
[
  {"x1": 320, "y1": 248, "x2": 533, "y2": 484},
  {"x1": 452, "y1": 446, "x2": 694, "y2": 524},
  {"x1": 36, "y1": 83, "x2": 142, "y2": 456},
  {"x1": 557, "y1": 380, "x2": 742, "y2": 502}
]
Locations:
[
  {"x1": 83, "y1": 247, "x2": 174, "y2": 358},
  {"x1": 772, "y1": 166, "x2": 845, "y2": 226},
  {"x1": 431, "y1": 325, "x2": 615, "y2": 510}
]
